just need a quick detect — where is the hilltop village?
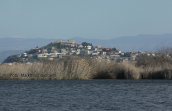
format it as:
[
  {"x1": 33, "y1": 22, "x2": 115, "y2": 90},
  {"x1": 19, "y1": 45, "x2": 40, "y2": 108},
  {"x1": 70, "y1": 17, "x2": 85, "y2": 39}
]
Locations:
[{"x1": 3, "y1": 40, "x2": 146, "y2": 64}]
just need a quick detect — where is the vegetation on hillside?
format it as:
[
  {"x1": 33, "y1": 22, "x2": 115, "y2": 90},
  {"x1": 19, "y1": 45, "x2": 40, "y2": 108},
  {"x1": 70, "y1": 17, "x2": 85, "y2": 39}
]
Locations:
[
  {"x1": 3, "y1": 55, "x2": 19, "y2": 63},
  {"x1": 81, "y1": 42, "x2": 92, "y2": 47},
  {"x1": 3, "y1": 42, "x2": 81, "y2": 63},
  {"x1": 3, "y1": 41, "x2": 119, "y2": 63}
]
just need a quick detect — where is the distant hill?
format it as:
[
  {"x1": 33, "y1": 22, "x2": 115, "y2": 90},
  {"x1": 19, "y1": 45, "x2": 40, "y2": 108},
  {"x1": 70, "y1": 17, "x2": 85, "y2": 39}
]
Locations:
[
  {"x1": 1, "y1": 34, "x2": 172, "y2": 52},
  {"x1": 71, "y1": 34, "x2": 172, "y2": 52},
  {"x1": 1, "y1": 34, "x2": 172, "y2": 62}
]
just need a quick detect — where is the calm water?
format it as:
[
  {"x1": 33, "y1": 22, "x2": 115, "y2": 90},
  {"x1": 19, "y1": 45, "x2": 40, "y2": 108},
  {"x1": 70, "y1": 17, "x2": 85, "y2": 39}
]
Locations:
[{"x1": 0, "y1": 80, "x2": 172, "y2": 111}]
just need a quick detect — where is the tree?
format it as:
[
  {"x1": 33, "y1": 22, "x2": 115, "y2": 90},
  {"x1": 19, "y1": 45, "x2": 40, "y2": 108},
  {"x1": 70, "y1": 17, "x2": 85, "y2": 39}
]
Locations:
[
  {"x1": 102, "y1": 48, "x2": 107, "y2": 52},
  {"x1": 102, "y1": 48, "x2": 112, "y2": 52},
  {"x1": 3, "y1": 55, "x2": 18, "y2": 63},
  {"x1": 112, "y1": 47, "x2": 117, "y2": 51},
  {"x1": 26, "y1": 49, "x2": 37, "y2": 54},
  {"x1": 82, "y1": 42, "x2": 92, "y2": 47},
  {"x1": 124, "y1": 52, "x2": 130, "y2": 57}
]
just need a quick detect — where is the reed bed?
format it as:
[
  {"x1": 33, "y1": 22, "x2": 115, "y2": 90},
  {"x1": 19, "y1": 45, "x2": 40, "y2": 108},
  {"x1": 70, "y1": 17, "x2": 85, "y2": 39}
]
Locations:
[
  {"x1": 139, "y1": 64, "x2": 172, "y2": 79},
  {"x1": 0, "y1": 56, "x2": 92, "y2": 80},
  {"x1": 1, "y1": 55, "x2": 172, "y2": 80}
]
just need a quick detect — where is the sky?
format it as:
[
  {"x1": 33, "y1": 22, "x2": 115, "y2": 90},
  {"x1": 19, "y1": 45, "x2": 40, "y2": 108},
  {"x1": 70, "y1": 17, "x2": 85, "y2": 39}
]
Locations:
[{"x1": 0, "y1": 0, "x2": 172, "y2": 39}]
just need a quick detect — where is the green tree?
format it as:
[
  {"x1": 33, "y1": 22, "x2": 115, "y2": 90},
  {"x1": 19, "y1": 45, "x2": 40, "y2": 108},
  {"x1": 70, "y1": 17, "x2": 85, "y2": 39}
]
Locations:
[
  {"x1": 3, "y1": 55, "x2": 18, "y2": 63},
  {"x1": 25, "y1": 49, "x2": 38, "y2": 54},
  {"x1": 123, "y1": 52, "x2": 130, "y2": 57},
  {"x1": 112, "y1": 47, "x2": 117, "y2": 51},
  {"x1": 82, "y1": 42, "x2": 92, "y2": 47}
]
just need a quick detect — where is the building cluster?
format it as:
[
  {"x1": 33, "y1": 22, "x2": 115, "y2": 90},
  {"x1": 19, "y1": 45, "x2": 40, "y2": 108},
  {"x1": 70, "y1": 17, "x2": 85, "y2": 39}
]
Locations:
[{"x1": 2, "y1": 40, "x2": 148, "y2": 64}]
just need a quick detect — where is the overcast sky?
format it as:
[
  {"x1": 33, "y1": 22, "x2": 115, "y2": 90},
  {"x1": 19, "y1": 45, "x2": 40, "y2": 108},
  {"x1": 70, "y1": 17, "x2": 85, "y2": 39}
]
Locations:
[{"x1": 0, "y1": 0, "x2": 172, "y2": 39}]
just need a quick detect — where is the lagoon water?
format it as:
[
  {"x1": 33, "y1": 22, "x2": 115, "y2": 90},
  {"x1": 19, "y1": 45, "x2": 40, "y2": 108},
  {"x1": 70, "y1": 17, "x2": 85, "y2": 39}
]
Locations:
[{"x1": 0, "y1": 80, "x2": 172, "y2": 111}]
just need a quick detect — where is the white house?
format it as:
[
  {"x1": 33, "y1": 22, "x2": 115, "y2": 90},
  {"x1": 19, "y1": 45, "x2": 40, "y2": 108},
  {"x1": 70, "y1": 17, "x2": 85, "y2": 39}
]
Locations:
[
  {"x1": 50, "y1": 53, "x2": 57, "y2": 57},
  {"x1": 77, "y1": 49, "x2": 80, "y2": 52},
  {"x1": 37, "y1": 54, "x2": 47, "y2": 57},
  {"x1": 78, "y1": 45, "x2": 83, "y2": 48},
  {"x1": 92, "y1": 51, "x2": 99, "y2": 55},
  {"x1": 87, "y1": 45, "x2": 92, "y2": 50},
  {"x1": 94, "y1": 48, "x2": 97, "y2": 51},
  {"x1": 115, "y1": 50, "x2": 121, "y2": 54},
  {"x1": 23, "y1": 53, "x2": 28, "y2": 57},
  {"x1": 71, "y1": 50, "x2": 76, "y2": 53},
  {"x1": 85, "y1": 50, "x2": 90, "y2": 54}
]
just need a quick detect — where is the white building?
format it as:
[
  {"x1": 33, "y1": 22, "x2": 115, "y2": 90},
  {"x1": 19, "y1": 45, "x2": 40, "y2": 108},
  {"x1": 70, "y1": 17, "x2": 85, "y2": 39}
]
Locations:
[
  {"x1": 87, "y1": 45, "x2": 92, "y2": 50},
  {"x1": 37, "y1": 54, "x2": 47, "y2": 57},
  {"x1": 85, "y1": 50, "x2": 90, "y2": 54}
]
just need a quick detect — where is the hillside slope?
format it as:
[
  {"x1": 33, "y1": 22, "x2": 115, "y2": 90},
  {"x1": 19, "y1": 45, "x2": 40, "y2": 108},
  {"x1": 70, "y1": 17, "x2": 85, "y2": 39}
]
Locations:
[{"x1": 0, "y1": 50, "x2": 25, "y2": 62}]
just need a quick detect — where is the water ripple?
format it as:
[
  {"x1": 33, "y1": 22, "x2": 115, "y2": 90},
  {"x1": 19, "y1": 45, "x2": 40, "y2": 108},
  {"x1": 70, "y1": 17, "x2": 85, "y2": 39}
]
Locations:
[{"x1": 0, "y1": 80, "x2": 172, "y2": 111}]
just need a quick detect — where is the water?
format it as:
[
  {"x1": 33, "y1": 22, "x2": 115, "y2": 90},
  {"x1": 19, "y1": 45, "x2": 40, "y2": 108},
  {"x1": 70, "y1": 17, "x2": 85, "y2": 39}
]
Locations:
[{"x1": 0, "y1": 80, "x2": 172, "y2": 111}]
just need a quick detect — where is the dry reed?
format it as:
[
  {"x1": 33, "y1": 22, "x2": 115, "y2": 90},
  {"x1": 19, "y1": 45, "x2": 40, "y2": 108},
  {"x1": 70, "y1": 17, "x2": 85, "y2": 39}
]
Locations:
[{"x1": 1, "y1": 54, "x2": 172, "y2": 80}]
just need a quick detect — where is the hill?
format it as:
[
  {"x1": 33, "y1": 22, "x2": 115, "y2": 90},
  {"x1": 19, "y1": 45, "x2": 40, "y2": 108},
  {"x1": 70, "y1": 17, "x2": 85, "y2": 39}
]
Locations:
[
  {"x1": 1, "y1": 33, "x2": 172, "y2": 62},
  {"x1": 3, "y1": 40, "x2": 84, "y2": 63},
  {"x1": 71, "y1": 34, "x2": 172, "y2": 52},
  {"x1": 1, "y1": 34, "x2": 172, "y2": 52},
  {"x1": 0, "y1": 50, "x2": 25, "y2": 62}
]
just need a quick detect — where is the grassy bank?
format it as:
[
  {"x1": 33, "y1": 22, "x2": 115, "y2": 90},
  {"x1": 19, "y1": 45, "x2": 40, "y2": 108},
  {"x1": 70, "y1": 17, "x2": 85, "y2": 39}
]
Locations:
[{"x1": 1, "y1": 53, "x2": 172, "y2": 80}]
